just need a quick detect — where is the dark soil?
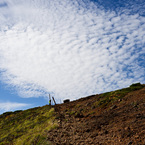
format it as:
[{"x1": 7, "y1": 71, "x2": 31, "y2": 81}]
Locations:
[{"x1": 47, "y1": 86, "x2": 145, "y2": 145}]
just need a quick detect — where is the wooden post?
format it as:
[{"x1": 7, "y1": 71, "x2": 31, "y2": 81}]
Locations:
[
  {"x1": 52, "y1": 96, "x2": 56, "y2": 105},
  {"x1": 49, "y1": 94, "x2": 51, "y2": 105}
]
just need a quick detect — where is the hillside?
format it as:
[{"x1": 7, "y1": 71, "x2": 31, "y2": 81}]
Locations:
[{"x1": 0, "y1": 83, "x2": 145, "y2": 145}]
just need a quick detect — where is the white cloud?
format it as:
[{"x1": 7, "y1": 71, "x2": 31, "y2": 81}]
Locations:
[
  {"x1": 0, "y1": 0, "x2": 145, "y2": 101},
  {"x1": 0, "y1": 102, "x2": 30, "y2": 114}
]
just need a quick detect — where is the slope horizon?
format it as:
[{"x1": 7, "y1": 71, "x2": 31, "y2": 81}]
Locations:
[{"x1": 0, "y1": 82, "x2": 143, "y2": 115}]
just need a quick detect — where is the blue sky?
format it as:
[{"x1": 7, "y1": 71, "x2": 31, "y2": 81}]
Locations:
[{"x1": 0, "y1": 0, "x2": 145, "y2": 114}]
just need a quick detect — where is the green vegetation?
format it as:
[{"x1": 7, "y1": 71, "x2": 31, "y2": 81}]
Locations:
[
  {"x1": 0, "y1": 105, "x2": 58, "y2": 145},
  {"x1": 69, "y1": 111, "x2": 75, "y2": 115},
  {"x1": 95, "y1": 83, "x2": 144, "y2": 108}
]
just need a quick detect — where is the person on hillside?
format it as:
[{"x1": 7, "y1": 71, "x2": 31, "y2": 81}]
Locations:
[
  {"x1": 49, "y1": 99, "x2": 51, "y2": 105},
  {"x1": 49, "y1": 94, "x2": 52, "y2": 105}
]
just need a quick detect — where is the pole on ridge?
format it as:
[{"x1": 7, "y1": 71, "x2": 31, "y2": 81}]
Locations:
[{"x1": 52, "y1": 96, "x2": 56, "y2": 105}]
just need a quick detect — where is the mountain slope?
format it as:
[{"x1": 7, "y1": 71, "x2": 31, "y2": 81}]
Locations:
[
  {"x1": 0, "y1": 83, "x2": 145, "y2": 145},
  {"x1": 0, "y1": 106, "x2": 58, "y2": 144}
]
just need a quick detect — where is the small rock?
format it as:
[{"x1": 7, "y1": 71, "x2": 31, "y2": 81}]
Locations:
[
  {"x1": 125, "y1": 127, "x2": 130, "y2": 130},
  {"x1": 118, "y1": 99, "x2": 122, "y2": 102},
  {"x1": 75, "y1": 113, "x2": 84, "y2": 118},
  {"x1": 104, "y1": 130, "x2": 108, "y2": 134},
  {"x1": 91, "y1": 106, "x2": 96, "y2": 109},
  {"x1": 128, "y1": 141, "x2": 133, "y2": 145},
  {"x1": 63, "y1": 99, "x2": 70, "y2": 103},
  {"x1": 76, "y1": 118, "x2": 80, "y2": 122},
  {"x1": 86, "y1": 128, "x2": 90, "y2": 132}
]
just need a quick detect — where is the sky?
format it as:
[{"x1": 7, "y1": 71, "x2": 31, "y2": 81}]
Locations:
[{"x1": 0, "y1": 0, "x2": 145, "y2": 114}]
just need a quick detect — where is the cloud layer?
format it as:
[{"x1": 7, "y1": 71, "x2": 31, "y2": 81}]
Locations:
[
  {"x1": 0, "y1": 102, "x2": 29, "y2": 114},
  {"x1": 0, "y1": 0, "x2": 145, "y2": 100}
]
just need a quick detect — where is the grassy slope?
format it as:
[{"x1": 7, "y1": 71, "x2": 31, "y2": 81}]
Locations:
[
  {"x1": 0, "y1": 83, "x2": 144, "y2": 145},
  {"x1": 94, "y1": 83, "x2": 144, "y2": 108},
  {"x1": 0, "y1": 106, "x2": 58, "y2": 145}
]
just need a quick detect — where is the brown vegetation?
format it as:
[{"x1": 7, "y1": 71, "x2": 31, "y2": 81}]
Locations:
[{"x1": 47, "y1": 83, "x2": 145, "y2": 145}]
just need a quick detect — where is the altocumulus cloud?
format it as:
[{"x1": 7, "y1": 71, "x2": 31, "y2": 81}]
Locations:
[{"x1": 0, "y1": 0, "x2": 145, "y2": 100}]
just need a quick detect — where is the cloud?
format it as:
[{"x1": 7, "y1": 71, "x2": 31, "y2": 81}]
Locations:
[
  {"x1": 0, "y1": 0, "x2": 145, "y2": 100},
  {"x1": 0, "y1": 2, "x2": 7, "y2": 8},
  {"x1": 0, "y1": 102, "x2": 30, "y2": 114}
]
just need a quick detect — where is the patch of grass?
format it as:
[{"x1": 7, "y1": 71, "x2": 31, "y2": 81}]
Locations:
[
  {"x1": 69, "y1": 111, "x2": 75, "y2": 116},
  {"x1": 76, "y1": 104, "x2": 81, "y2": 108},
  {"x1": 131, "y1": 101, "x2": 138, "y2": 108},
  {"x1": 95, "y1": 83, "x2": 144, "y2": 108},
  {"x1": 0, "y1": 106, "x2": 58, "y2": 145}
]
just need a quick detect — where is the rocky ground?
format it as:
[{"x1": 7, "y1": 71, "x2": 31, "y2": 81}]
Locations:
[{"x1": 47, "y1": 85, "x2": 145, "y2": 145}]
